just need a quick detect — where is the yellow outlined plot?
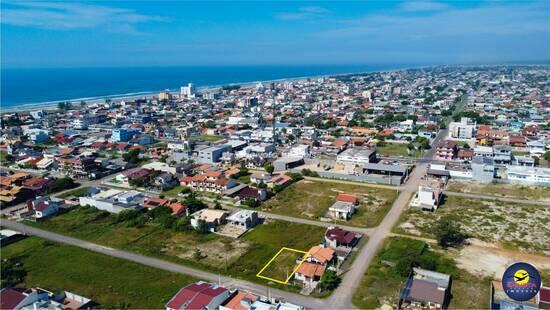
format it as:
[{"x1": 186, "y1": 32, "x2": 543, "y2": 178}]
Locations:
[{"x1": 256, "y1": 247, "x2": 309, "y2": 284}]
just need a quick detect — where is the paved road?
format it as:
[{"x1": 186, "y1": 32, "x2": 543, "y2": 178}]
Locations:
[
  {"x1": 0, "y1": 220, "x2": 326, "y2": 309},
  {"x1": 445, "y1": 191, "x2": 550, "y2": 206},
  {"x1": 302, "y1": 176, "x2": 399, "y2": 191},
  {"x1": 325, "y1": 94, "x2": 468, "y2": 308}
]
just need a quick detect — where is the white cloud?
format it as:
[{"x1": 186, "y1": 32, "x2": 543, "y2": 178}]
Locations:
[
  {"x1": 1, "y1": 1, "x2": 165, "y2": 33},
  {"x1": 275, "y1": 6, "x2": 328, "y2": 21},
  {"x1": 318, "y1": 2, "x2": 549, "y2": 38}
]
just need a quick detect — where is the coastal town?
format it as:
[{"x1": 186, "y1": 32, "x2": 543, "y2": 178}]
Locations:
[{"x1": 1, "y1": 65, "x2": 549, "y2": 310}]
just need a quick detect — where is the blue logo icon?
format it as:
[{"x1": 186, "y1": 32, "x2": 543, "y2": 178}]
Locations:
[{"x1": 502, "y1": 262, "x2": 542, "y2": 302}]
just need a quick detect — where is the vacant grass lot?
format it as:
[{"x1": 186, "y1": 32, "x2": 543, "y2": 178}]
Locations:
[
  {"x1": 377, "y1": 143, "x2": 421, "y2": 158},
  {"x1": 56, "y1": 186, "x2": 91, "y2": 199},
  {"x1": 262, "y1": 180, "x2": 398, "y2": 227},
  {"x1": 258, "y1": 249, "x2": 306, "y2": 283},
  {"x1": 446, "y1": 180, "x2": 550, "y2": 201},
  {"x1": 189, "y1": 135, "x2": 225, "y2": 142},
  {"x1": 394, "y1": 196, "x2": 550, "y2": 254},
  {"x1": 27, "y1": 207, "x2": 325, "y2": 291},
  {"x1": 352, "y1": 237, "x2": 490, "y2": 310},
  {"x1": 2, "y1": 236, "x2": 198, "y2": 308}
]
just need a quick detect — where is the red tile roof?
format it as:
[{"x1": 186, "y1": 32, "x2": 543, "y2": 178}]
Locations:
[
  {"x1": 0, "y1": 288, "x2": 26, "y2": 310},
  {"x1": 336, "y1": 194, "x2": 357, "y2": 204},
  {"x1": 166, "y1": 282, "x2": 228, "y2": 310},
  {"x1": 325, "y1": 227, "x2": 356, "y2": 244}
]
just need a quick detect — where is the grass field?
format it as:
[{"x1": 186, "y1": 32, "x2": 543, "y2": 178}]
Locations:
[
  {"x1": 257, "y1": 248, "x2": 307, "y2": 283},
  {"x1": 27, "y1": 207, "x2": 325, "y2": 291},
  {"x1": 377, "y1": 143, "x2": 421, "y2": 158},
  {"x1": 189, "y1": 135, "x2": 225, "y2": 142},
  {"x1": 394, "y1": 196, "x2": 550, "y2": 254},
  {"x1": 352, "y1": 237, "x2": 490, "y2": 309},
  {"x1": 446, "y1": 180, "x2": 550, "y2": 201},
  {"x1": 262, "y1": 180, "x2": 398, "y2": 227},
  {"x1": 2, "y1": 237, "x2": 198, "y2": 309},
  {"x1": 56, "y1": 186, "x2": 91, "y2": 199}
]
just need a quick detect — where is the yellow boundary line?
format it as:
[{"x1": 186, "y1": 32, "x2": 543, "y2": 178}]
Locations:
[{"x1": 256, "y1": 247, "x2": 309, "y2": 284}]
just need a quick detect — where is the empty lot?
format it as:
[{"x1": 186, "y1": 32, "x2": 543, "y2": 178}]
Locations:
[{"x1": 262, "y1": 180, "x2": 398, "y2": 228}]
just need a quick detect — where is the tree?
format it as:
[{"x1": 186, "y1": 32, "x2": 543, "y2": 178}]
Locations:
[
  {"x1": 435, "y1": 216, "x2": 467, "y2": 248},
  {"x1": 48, "y1": 177, "x2": 77, "y2": 194},
  {"x1": 544, "y1": 151, "x2": 550, "y2": 162},
  {"x1": 1, "y1": 257, "x2": 26, "y2": 288},
  {"x1": 263, "y1": 162, "x2": 274, "y2": 175},
  {"x1": 462, "y1": 142, "x2": 470, "y2": 149},
  {"x1": 195, "y1": 219, "x2": 209, "y2": 234},
  {"x1": 123, "y1": 148, "x2": 141, "y2": 164},
  {"x1": 318, "y1": 270, "x2": 341, "y2": 291}
]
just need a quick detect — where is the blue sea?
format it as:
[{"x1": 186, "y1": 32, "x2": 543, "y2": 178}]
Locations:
[{"x1": 1, "y1": 64, "x2": 413, "y2": 110}]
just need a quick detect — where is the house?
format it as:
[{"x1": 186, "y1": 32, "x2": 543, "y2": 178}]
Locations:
[
  {"x1": 399, "y1": 268, "x2": 451, "y2": 310},
  {"x1": 180, "y1": 174, "x2": 237, "y2": 194},
  {"x1": 294, "y1": 262, "x2": 325, "y2": 289},
  {"x1": 154, "y1": 172, "x2": 179, "y2": 190},
  {"x1": 141, "y1": 197, "x2": 188, "y2": 216},
  {"x1": 219, "y1": 291, "x2": 257, "y2": 310},
  {"x1": 0, "y1": 287, "x2": 93, "y2": 310},
  {"x1": 471, "y1": 156, "x2": 495, "y2": 183},
  {"x1": 115, "y1": 168, "x2": 152, "y2": 186},
  {"x1": 226, "y1": 210, "x2": 259, "y2": 230},
  {"x1": 435, "y1": 140, "x2": 457, "y2": 160},
  {"x1": 165, "y1": 281, "x2": 231, "y2": 310},
  {"x1": 306, "y1": 245, "x2": 336, "y2": 268},
  {"x1": 506, "y1": 166, "x2": 550, "y2": 186},
  {"x1": 527, "y1": 140, "x2": 546, "y2": 156},
  {"x1": 190, "y1": 209, "x2": 228, "y2": 232},
  {"x1": 79, "y1": 189, "x2": 146, "y2": 213},
  {"x1": 409, "y1": 179, "x2": 444, "y2": 211},
  {"x1": 0, "y1": 185, "x2": 34, "y2": 207},
  {"x1": 324, "y1": 227, "x2": 359, "y2": 249},
  {"x1": 267, "y1": 174, "x2": 292, "y2": 189},
  {"x1": 56, "y1": 157, "x2": 98, "y2": 178},
  {"x1": 328, "y1": 201, "x2": 356, "y2": 220},
  {"x1": 26, "y1": 197, "x2": 59, "y2": 218},
  {"x1": 493, "y1": 145, "x2": 512, "y2": 164},
  {"x1": 456, "y1": 148, "x2": 473, "y2": 161},
  {"x1": 21, "y1": 176, "x2": 53, "y2": 194},
  {"x1": 250, "y1": 173, "x2": 272, "y2": 185}
]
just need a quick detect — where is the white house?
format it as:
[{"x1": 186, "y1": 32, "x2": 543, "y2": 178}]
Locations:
[{"x1": 409, "y1": 179, "x2": 444, "y2": 211}]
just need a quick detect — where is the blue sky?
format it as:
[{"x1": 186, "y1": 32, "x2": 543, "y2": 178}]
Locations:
[{"x1": 1, "y1": 1, "x2": 549, "y2": 68}]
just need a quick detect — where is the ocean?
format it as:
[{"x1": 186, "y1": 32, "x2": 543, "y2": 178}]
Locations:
[{"x1": 1, "y1": 64, "x2": 412, "y2": 110}]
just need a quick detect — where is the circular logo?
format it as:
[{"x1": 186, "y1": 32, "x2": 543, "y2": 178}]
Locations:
[{"x1": 502, "y1": 262, "x2": 541, "y2": 302}]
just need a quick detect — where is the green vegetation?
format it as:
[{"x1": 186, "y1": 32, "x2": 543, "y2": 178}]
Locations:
[
  {"x1": 27, "y1": 207, "x2": 325, "y2": 292},
  {"x1": 258, "y1": 249, "x2": 305, "y2": 282},
  {"x1": 2, "y1": 237, "x2": 198, "y2": 308},
  {"x1": 56, "y1": 186, "x2": 91, "y2": 199},
  {"x1": 377, "y1": 143, "x2": 421, "y2": 157},
  {"x1": 0, "y1": 150, "x2": 8, "y2": 162},
  {"x1": 395, "y1": 196, "x2": 550, "y2": 253},
  {"x1": 435, "y1": 216, "x2": 467, "y2": 248},
  {"x1": 122, "y1": 148, "x2": 142, "y2": 165},
  {"x1": 189, "y1": 135, "x2": 225, "y2": 142},
  {"x1": 262, "y1": 180, "x2": 398, "y2": 228},
  {"x1": 446, "y1": 181, "x2": 550, "y2": 200},
  {"x1": 352, "y1": 237, "x2": 489, "y2": 309},
  {"x1": 47, "y1": 177, "x2": 78, "y2": 194}
]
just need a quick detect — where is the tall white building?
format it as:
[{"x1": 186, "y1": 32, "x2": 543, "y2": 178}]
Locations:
[
  {"x1": 448, "y1": 117, "x2": 476, "y2": 139},
  {"x1": 180, "y1": 83, "x2": 196, "y2": 98}
]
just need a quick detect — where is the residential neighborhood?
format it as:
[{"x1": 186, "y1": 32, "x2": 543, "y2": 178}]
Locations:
[{"x1": 1, "y1": 64, "x2": 549, "y2": 310}]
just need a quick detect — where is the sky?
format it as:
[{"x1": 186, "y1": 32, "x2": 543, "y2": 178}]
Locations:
[{"x1": 1, "y1": 0, "x2": 549, "y2": 68}]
